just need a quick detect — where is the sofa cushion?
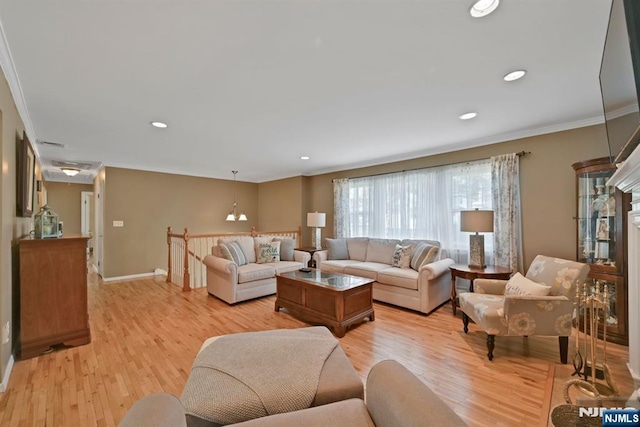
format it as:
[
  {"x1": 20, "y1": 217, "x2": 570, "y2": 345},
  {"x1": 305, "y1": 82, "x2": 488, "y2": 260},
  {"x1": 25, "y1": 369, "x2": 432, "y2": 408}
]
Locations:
[
  {"x1": 377, "y1": 267, "x2": 420, "y2": 290},
  {"x1": 220, "y1": 241, "x2": 247, "y2": 266},
  {"x1": 504, "y1": 272, "x2": 551, "y2": 296},
  {"x1": 410, "y1": 242, "x2": 438, "y2": 271},
  {"x1": 391, "y1": 244, "x2": 412, "y2": 269},
  {"x1": 347, "y1": 238, "x2": 369, "y2": 261},
  {"x1": 273, "y1": 238, "x2": 295, "y2": 261},
  {"x1": 344, "y1": 262, "x2": 390, "y2": 280},
  {"x1": 321, "y1": 260, "x2": 361, "y2": 273},
  {"x1": 229, "y1": 399, "x2": 373, "y2": 427},
  {"x1": 273, "y1": 261, "x2": 304, "y2": 274},
  {"x1": 237, "y1": 263, "x2": 275, "y2": 283},
  {"x1": 326, "y1": 238, "x2": 349, "y2": 260},
  {"x1": 365, "y1": 239, "x2": 400, "y2": 264},
  {"x1": 257, "y1": 241, "x2": 281, "y2": 264}
]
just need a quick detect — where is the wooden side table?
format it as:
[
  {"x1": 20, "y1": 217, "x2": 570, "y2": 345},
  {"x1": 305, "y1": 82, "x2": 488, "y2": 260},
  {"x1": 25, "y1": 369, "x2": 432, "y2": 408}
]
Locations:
[
  {"x1": 449, "y1": 264, "x2": 512, "y2": 316},
  {"x1": 295, "y1": 246, "x2": 325, "y2": 268}
]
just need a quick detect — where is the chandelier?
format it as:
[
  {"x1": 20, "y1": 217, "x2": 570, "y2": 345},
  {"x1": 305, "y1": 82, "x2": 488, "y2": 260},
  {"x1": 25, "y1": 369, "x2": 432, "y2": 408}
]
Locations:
[{"x1": 226, "y1": 170, "x2": 247, "y2": 221}]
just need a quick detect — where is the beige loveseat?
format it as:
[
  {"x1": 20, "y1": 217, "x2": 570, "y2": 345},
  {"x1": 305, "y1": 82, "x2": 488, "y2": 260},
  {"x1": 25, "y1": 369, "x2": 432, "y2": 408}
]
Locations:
[
  {"x1": 313, "y1": 237, "x2": 454, "y2": 314},
  {"x1": 203, "y1": 235, "x2": 311, "y2": 304},
  {"x1": 119, "y1": 360, "x2": 467, "y2": 427}
]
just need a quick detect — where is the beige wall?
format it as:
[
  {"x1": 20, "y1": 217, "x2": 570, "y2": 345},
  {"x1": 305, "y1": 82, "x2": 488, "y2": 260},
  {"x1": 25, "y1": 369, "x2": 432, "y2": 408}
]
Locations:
[
  {"x1": 45, "y1": 182, "x2": 94, "y2": 237},
  {"x1": 0, "y1": 69, "x2": 36, "y2": 385},
  {"x1": 303, "y1": 125, "x2": 610, "y2": 271},
  {"x1": 102, "y1": 167, "x2": 259, "y2": 278},
  {"x1": 257, "y1": 176, "x2": 306, "y2": 238},
  {"x1": 101, "y1": 125, "x2": 611, "y2": 279}
]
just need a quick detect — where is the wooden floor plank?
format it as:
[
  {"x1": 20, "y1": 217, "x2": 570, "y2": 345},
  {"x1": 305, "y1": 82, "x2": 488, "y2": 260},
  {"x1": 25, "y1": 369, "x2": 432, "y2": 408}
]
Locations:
[{"x1": 0, "y1": 273, "x2": 634, "y2": 426}]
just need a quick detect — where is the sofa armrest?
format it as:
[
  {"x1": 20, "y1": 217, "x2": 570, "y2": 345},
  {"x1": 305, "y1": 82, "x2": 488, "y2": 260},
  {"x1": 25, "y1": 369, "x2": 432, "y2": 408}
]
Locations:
[
  {"x1": 366, "y1": 360, "x2": 466, "y2": 427},
  {"x1": 474, "y1": 279, "x2": 508, "y2": 295},
  {"x1": 293, "y1": 250, "x2": 311, "y2": 266},
  {"x1": 203, "y1": 254, "x2": 238, "y2": 276},
  {"x1": 119, "y1": 393, "x2": 187, "y2": 427},
  {"x1": 313, "y1": 250, "x2": 328, "y2": 265},
  {"x1": 419, "y1": 258, "x2": 455, "y2": 280}
]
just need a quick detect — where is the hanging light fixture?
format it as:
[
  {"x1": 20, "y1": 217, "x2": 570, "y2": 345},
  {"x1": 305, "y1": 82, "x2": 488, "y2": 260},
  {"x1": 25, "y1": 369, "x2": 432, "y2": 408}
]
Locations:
[
  {"x1": 61, "y1": 167, "x2": 81, "y2": 177},
  {"x1": 226, "y1": 170, "x2": 247, "y2": 221}
]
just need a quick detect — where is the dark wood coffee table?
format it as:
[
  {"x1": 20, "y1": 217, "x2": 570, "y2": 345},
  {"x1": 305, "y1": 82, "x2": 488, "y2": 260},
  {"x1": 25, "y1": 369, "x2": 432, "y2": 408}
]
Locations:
[{"x1": 275, "y1": 269, "x2": 375, "y2": 337}]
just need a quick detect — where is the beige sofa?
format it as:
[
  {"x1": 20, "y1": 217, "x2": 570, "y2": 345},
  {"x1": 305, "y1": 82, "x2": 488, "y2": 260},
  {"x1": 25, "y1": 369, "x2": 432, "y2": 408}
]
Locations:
[
  {"x1": 119, "y1": 360, "x2": 467, "y2": 427},
  {"x1": 313, "y1": 237, "x2": 454, "y2": 314},
  {"x1": 203, "y1": 235, "x2": 311, "y2": 304}
]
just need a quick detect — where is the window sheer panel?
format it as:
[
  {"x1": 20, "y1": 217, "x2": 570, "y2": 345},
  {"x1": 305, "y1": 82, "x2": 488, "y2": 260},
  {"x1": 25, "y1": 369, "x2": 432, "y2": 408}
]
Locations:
[{"x1": 345, "y1": 160, "x2": 492, "y2": 264}]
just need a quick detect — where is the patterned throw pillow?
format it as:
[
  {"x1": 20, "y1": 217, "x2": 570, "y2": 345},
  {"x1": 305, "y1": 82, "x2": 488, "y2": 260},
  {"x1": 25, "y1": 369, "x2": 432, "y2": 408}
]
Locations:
[
  {"x1": 391, "y1": 244, "x2": 412, "y2": 269},
  {"x1": 410, "y1": 242, "x2": 439, "y2": 271},
  {"x1": 504, "y1": 272, "x2": 551, "y2": 296},
  {"x1": 219, "y1": 241, "x2": 247, "y2": 266},
  {"x1": 256, "y1": 241, "x2": 281, "y2": 264}
]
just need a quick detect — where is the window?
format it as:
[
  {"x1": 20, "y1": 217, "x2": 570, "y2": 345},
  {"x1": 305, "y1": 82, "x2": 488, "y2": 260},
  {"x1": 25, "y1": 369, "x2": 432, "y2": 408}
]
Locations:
[{"x1": 343, "y1": 159, "x2": 492, "y2": 263}]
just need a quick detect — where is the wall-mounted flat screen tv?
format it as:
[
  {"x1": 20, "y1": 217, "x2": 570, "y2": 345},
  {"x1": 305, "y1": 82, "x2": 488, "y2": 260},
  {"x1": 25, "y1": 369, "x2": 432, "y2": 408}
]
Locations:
[{"x1": 600, "y1": 0, "x2": 640, "y2": 163}]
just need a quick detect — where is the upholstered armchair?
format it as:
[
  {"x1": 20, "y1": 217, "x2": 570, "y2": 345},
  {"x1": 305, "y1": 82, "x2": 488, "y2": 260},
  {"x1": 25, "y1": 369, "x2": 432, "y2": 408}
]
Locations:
[{"x1": 459, "y1": 255, "x2": 590, "y2": 363}]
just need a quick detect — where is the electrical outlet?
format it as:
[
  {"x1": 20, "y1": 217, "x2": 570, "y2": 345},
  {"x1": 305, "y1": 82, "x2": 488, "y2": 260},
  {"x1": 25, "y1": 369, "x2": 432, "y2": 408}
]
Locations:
[
  {"x1": 113, "y1": 220, "x2": 124, "y2": 227},
  {"x1": 2, "y1": 321, "x2": 9, "y2": 344}
]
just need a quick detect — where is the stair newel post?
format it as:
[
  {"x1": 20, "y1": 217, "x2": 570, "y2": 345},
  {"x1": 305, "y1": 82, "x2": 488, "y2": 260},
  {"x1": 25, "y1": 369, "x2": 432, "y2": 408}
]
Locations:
[
  {"x1": 183, "y1": 227, "x2": 191, "y2": 292},
  {"x1": 167, "y1": 226, "x2": 172, "y2": 284}
]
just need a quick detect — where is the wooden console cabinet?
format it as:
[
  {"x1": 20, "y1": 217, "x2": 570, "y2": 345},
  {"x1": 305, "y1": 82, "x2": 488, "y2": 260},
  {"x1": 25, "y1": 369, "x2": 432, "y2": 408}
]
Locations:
[{"x1": 18, "y1": 236, "x2": 91, "y2": 359}]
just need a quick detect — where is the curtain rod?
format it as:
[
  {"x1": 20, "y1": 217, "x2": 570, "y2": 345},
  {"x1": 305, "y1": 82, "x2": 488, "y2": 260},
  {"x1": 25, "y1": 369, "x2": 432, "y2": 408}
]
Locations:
[{"x1": 332, "y1": 151, "x2": 531, "y2": 182}]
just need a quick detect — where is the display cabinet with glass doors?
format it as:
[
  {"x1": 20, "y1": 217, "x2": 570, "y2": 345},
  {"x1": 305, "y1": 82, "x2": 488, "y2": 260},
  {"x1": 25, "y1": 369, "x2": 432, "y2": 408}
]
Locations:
[{"x1": 573, "y1": 157, "x2": 630, "y2": 345}]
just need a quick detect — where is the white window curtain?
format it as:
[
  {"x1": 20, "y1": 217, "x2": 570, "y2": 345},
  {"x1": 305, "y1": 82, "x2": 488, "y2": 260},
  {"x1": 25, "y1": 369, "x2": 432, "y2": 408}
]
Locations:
[
  {"x1": 333, "y1": 159, "x2": 493, "y2": 264},
  {"x1": 491, "y1": 153, "x2": 523, "y2": 272}
]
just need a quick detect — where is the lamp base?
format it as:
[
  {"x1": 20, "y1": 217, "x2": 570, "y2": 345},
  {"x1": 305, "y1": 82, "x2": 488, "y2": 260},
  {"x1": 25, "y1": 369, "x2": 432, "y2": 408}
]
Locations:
[
  {"x1": 468, "y1": 234, "x2": 486, "y2": 269},
  {"x1": 312, "y1": 227, "x2": 323, "y2": 251}
]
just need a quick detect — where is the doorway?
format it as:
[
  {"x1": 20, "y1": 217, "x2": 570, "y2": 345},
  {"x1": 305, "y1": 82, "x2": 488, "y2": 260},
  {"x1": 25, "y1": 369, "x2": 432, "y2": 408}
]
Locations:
[{"x1": 81, "y1": 191, "x2": 94, "y2": 261}]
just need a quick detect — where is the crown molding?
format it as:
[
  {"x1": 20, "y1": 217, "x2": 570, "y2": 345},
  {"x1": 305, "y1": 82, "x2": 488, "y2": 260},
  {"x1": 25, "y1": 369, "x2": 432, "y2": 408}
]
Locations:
[{"x1": 0, "y1": 20, "x2": 37, "y2": 153}]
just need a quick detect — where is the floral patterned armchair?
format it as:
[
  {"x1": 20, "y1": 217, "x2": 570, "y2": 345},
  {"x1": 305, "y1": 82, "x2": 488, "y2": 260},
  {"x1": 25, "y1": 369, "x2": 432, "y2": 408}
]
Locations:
[{"x1": 459, "y1": 255, "x2": 589, "y2": 363}]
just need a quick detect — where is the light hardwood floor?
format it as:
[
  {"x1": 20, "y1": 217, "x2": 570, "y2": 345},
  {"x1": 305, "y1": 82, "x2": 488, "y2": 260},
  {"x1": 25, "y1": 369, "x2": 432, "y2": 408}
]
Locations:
[{"x1": 0, "y1": 273, "x2": 634, "y2": 426}]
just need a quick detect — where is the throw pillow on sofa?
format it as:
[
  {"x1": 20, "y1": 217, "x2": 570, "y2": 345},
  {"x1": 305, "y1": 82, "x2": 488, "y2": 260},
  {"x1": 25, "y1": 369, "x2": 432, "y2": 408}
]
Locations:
[
  {"x1": 326, "y1": 238, "x2": 348, "y2": 260},
  {"x1": 219, "y1": 241, "x2": 247, "y2": 266},
  {"x1": 410, "y1": 242, "x2": 438, "y2": 271},
  {"x1": 257, "y1": 241, "x2": 281, "y2": 263},
  {"x1": 272, "y1": 238, "x2": 295, "y2": 261},
  {"x1": 504, "y1": 272, "x2": 551, "y2": 296},
  {"x1": 391, "y1": 244, "x2": 413, "y2": 269}
]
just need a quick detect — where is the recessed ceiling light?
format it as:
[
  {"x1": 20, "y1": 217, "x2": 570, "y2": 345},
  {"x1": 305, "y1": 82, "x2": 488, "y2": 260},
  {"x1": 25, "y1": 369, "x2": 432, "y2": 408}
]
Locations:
[
  {"x1": 300, "y1": 156, "x2": 310, "y2": 160},
  {"x1": 458, "y1": 112, "x2": 478, "y2": 120},
  {"x1": 504, "y1": 70, "x2": 526, "y2": 81},
  {"x1": 150, "y1": 121, "x2": 168, "y2": 128},
  {"x1": 470, "y1": 0, "x2": 500, "y2": 18}
]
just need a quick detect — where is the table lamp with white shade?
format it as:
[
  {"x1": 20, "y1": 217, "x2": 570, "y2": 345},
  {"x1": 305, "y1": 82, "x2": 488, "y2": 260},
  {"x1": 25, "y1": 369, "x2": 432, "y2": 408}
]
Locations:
[
  {"x1": 460, "y1": 209, "x2": 494, "y2": 268},
  {"x1": 307, "y1": 212, "x2": 326, "y2": 250}
]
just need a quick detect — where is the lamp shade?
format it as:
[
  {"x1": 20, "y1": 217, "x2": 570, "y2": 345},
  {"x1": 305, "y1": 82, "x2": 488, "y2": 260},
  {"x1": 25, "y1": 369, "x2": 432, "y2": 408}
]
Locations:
[
  {"x1": 307, "y1": 212, "x2": 326, "y2": 228},
  {"x1": 460, "y1": 209, "x2": 494, "y2": 233}
]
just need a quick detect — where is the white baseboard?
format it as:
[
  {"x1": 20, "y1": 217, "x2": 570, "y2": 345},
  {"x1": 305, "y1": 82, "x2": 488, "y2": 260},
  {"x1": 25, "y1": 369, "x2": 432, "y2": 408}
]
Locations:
[
  {"x1": 1, "y1": 355, "x2": 14, "y2": 393},
  {"x1": 102, "y1": 272, "x2": 157, "y2": 283}
]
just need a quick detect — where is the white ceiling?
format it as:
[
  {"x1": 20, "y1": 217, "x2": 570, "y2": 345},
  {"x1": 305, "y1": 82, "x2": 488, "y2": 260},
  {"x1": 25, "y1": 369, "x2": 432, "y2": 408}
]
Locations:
[{"x1": 0, "y1": 0, "x2": 613, "y2": 184}]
